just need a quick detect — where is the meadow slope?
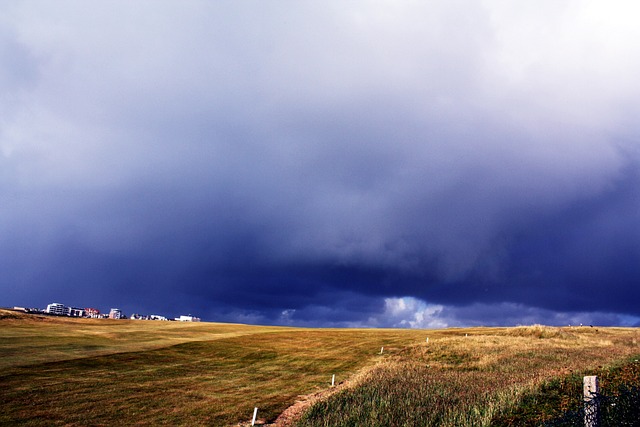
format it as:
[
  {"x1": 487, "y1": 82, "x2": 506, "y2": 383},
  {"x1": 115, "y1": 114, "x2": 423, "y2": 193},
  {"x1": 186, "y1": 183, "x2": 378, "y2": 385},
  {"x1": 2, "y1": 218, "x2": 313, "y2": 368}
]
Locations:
[
  {"x1": 0, "y1": 310, "x2": 426, "y2": 425},
  {"x1": 1, "y1": 310, "x2": 638, "y2": 426}
]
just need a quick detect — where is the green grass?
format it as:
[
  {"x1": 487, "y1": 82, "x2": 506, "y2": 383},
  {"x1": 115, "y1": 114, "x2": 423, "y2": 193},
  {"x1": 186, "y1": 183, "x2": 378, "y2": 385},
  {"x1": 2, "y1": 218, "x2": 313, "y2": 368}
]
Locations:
[
  {"x1": 492, "y1": 356, "x2": 640, "y2": 426},
  {"x1": 2, "y1": 312, "x2": 639, "y2": 426}
]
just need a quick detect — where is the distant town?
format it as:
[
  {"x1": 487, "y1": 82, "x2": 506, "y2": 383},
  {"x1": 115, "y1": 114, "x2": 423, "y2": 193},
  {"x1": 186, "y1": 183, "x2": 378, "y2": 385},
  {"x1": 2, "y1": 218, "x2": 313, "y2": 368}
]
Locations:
[{"x1": 11, "y1": 303, "x2": 201, "y2": 322}]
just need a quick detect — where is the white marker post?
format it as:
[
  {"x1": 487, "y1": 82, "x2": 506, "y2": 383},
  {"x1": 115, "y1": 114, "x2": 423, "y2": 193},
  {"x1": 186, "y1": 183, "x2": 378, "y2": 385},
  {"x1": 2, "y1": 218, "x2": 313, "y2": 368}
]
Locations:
[
  {"x1": 331, "y1": 374, "x2": 335, "y2": 387},
  {"x1": 584, "y1": 376, "x2": 599, "y2": 427},
  {"x1": 426, "y1": 337, "x2": 429, "y2": 343},
  {"x1": 380, "y1": 346, "x2": 384, "y2": 354},
  {"x1": 251, "y1": 407, "x2": 258, "y2": 426}
]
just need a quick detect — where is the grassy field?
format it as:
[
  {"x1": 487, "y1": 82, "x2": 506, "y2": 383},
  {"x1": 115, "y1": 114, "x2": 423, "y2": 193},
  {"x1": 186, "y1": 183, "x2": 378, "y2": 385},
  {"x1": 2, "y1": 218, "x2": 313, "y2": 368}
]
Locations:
[
  {"x1": 0, "y1": 310, "x2": 426, "y2": 426},
  {"x1": 298, "y1": 326, "x2": 640, "y2": 426},
  {"x1": 1, "y1": 309, "x2": 639, "y2": 426}
]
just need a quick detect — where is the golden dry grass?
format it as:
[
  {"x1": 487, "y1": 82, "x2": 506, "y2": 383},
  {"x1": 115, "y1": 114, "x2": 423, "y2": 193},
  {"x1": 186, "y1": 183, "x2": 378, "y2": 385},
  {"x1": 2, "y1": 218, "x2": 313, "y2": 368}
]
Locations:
[
  {"x1": 0, "y1": 310, "x2": 426, "y2": 426},
  {"x1": 298, "y1": 326, "x2": 640, "y2": 426},
  {"x1": 0, "y1": 309, "x2": 287, "y2": 370},
  {"x1": 1, "y1": 311, "x2": 639, "y2": 426}
]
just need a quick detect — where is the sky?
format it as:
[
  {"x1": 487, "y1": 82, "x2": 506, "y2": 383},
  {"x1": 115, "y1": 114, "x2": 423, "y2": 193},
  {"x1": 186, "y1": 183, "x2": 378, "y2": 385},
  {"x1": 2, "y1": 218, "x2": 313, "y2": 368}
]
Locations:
[{"x1": 2, "y1": 1, "x2": 640, "y2": 327}]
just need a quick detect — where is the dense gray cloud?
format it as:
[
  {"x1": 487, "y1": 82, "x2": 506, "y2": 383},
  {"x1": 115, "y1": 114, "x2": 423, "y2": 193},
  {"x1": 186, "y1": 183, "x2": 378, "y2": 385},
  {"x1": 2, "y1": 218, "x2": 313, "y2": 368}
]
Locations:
[{"x1": 2, "y1": 1, "x2": 640, "y2": 326}]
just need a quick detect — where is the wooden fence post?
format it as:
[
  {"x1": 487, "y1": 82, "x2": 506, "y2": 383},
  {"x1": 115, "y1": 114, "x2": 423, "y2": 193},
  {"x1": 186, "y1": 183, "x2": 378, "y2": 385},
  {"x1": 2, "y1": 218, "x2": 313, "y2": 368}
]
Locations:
[{"x1": 583, "y1": 375, "x2": 599, "y2": 427}]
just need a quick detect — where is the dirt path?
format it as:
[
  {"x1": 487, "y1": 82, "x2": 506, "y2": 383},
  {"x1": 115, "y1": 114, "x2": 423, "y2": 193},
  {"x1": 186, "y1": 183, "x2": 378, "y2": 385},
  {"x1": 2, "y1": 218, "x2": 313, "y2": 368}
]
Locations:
[
  {"x1": 267, "y1": 362, "x2": 383, "y2": 427},
  {"x1": 269, "y1": 388, "x2": 335, "y2": 426},
  {"x1": 235, "y1": 385, "x2": 345, "y2": 427},
  {"x1": 235, "y1": 362, "x2": 380, "y2": 426}
]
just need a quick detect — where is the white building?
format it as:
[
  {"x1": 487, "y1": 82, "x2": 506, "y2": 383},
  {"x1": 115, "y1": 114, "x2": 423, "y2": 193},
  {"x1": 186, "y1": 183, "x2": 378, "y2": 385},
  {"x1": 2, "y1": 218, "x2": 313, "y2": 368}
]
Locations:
[
  {"x1": 109, "y1": 308, "x2": 123, "y2": 319},
  {"x1": 69, "y1": 307, "x2": 85, "y2": 317},
  {"x1": 46, "y1": 303, "x2": 69, "y2": 316},
  {"x1": 176, "y1": 315, "x2": 200, "y2": 322}
]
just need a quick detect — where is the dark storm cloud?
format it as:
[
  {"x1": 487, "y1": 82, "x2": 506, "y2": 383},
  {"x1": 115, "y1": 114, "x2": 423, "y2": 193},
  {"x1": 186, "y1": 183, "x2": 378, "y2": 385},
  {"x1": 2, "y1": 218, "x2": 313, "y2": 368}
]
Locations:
[{"x1": 2, "y1": 1, "x2": 640, "y2": 326}]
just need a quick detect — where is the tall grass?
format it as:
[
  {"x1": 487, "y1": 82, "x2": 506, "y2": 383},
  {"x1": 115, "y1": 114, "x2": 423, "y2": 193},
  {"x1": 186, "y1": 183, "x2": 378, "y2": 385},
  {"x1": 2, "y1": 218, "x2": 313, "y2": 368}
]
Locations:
[
  {"x1": 493, "y1": 357, "x2": 640, "y2": 426},
  {"x1": 297, "y1": 327, "x2": 640, "y2": 427}
]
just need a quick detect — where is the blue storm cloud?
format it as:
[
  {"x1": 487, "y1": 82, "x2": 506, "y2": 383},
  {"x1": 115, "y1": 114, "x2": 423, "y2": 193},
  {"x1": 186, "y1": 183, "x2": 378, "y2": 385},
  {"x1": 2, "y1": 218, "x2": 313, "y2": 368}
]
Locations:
[{"x1": 1, "y1": 1, "x2": 640, "y2": 326}]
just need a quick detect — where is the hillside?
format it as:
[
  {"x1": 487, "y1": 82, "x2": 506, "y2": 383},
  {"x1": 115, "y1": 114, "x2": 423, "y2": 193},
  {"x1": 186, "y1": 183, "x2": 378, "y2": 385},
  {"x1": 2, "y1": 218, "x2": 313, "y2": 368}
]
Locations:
[{"x1": 1, "y1": 309, "x2": 639, "y2": 426}]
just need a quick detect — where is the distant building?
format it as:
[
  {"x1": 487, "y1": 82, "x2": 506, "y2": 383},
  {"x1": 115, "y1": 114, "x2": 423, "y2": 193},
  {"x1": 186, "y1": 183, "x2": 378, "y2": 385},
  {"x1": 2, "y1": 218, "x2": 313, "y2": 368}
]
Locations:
[
  {"x1": 109, "y1": 308, "x2": 123, "y2": 319},
  {"x1": 68, "y1": 307, "x2": 85, "y2": 317},
  {"x1": 130, "y1": 313, "x2": 168, "y2": 321},
  {"x1": 176, "y1": 315, "x2": 200, "y2": 322},
  {"x1": 85, "y1": 308, "x2": 100, "y2": 318},
  {"x1": 46, "y1": 303, "x2": 69, "y2": 316}
]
